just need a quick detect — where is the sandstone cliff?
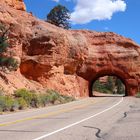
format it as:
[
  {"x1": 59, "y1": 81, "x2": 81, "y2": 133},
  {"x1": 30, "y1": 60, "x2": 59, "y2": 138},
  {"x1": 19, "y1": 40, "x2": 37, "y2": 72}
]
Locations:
[
  {"x1": 1, "y1": 0, "x2": 26, "y2": 11},
  {"x1": 0, "y1": 0, "x2": 140, "y2": 97}
]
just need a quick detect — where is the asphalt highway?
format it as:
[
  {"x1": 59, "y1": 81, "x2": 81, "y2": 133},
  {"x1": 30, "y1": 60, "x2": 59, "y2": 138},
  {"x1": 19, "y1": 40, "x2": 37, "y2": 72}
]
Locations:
[{"x1": 0, "y1": 96, "x2": 140, "y2": 140}]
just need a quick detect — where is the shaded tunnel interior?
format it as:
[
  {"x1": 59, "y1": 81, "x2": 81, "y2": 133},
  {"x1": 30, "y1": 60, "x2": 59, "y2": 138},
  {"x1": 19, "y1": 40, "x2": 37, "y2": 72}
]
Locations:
[{"x1": 89, "y1": 74, "x2": 128, "y2": 97}]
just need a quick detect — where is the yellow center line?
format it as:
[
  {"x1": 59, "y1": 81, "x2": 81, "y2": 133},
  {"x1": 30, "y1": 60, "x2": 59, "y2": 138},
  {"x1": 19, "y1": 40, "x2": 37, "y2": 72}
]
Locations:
[{"x1": 0, "y1": 98, "x2": 106, "y2": 127}]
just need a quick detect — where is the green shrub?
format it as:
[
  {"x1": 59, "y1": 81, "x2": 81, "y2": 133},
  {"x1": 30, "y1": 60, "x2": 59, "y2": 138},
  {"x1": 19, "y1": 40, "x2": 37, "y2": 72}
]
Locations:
[
  {"x1": 14, "y1": 88, "x2": 33, "y2": 106},
  {"x1": 7, "y1": 57, "x2": 19, "y2": 71},
  {"x1": 38, "y1": 94, "x2": 49, "y2": 107},
  {"x1": 93, "y1": 80, "x2": 111, "y2": 94},
  {"x1": 0, "y1": 88, "x2": 75, "y2": 113},
  {"x1": 4, "y1": 97, "x2": 15, "y2": 111},
  {"x1": 136, "y1": 92, "x2": 140, "y2": 98},
  {"x1": 14, "y1": 89, "x2": 42, "y2": 108},
  {"x1": 0, "y1": 23, "x2": 19, "y2": 71},
  {"x1": 0, "y1": 96, "x2": 17, "y2": 112},
  {"x1": 0, "y1": 57, "x2": 19, "y2": 71},
  {"x1": 0, "y1": 57, "x2": 9, "y2": 65},
  {"x1": 30, "y1": 94, "x2": 41, "y2": 108},
  {"x1": 0, "y1": 95, "x2": 27, "y2": 112},
  {"x1": 17, "y1": 98, "x2": 27, "y2": 110},
  {"x1": 60, "y1": 95, "x2": 75, "y2": 103},
  {"x1": 10, "y1": 100, "x2": 19, "y2": 111},
  {"x1": 0, "y1": 96, "x2": 6, "y2": 112},
  {"x1": 46, "y1": 90, "x2": 61, "y2": 104},
  {"x1": 45, "y1": 90, "x2": 75, "y2": 104}
]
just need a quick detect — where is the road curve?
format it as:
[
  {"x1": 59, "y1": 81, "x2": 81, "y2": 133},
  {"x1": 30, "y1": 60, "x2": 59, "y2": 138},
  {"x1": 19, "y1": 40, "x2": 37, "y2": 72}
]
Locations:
[{"x1": 0, "y1": 96, "x2": 140, "y2": 140}]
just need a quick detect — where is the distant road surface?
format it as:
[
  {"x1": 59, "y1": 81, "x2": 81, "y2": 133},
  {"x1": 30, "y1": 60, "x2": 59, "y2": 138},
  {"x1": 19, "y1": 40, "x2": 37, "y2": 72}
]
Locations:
[{"x1": 0, "y1": 96, "x2": 140, "y2": 140}]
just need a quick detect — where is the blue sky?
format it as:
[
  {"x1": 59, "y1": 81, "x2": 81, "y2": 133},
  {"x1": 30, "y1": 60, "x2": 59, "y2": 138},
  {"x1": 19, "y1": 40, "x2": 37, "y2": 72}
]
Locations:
[{"x1": 24, "y1": 0, "x2": 140, "y2": 45}]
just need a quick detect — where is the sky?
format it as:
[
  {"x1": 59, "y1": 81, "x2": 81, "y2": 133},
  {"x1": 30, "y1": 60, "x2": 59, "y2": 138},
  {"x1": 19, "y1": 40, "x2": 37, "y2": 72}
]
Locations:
[{"x1": 24, "y1": 0, "x2": 140, "y2": 45}]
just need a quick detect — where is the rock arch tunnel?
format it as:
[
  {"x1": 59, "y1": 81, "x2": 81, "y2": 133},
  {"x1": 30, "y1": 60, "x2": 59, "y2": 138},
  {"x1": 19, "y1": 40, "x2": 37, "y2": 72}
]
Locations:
[
  {"x1": 1, "y1": 0, "x2": 140, "y2": 97},
  {"x1": 76, "y1": 63, "x2": 139, "y2": 97},
  {"x1": 20, "y1": 31, "x2": 140, "y2": 98},
  {"x1": 7, "y1": 1, "x2": 139, "y2": 98},
  {"x1": 77, "y1": 53, "x2": 140, "y2": 97}
]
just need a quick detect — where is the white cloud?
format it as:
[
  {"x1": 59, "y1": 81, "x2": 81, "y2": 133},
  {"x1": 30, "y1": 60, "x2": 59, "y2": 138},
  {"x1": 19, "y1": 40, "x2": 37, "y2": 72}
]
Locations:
[
  {"x1": 52, "y1": 0, "x2": 59, "y2": 2},
  {"x1": 52, "y1": 0, "x2": 71, "y2": 2},
  {"x1": 71, "y1": 0, "x2": 126, "y2": 24}
]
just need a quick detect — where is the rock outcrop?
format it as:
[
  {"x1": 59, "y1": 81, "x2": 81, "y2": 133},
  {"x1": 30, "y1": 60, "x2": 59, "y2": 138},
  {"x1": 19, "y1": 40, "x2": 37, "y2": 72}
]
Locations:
[
  {"x1": 1, "y1": 0, "x2": 26, "y2": 11},
  {"x1": 0, "y1": 0, "x2": 140, "y2": 97}
]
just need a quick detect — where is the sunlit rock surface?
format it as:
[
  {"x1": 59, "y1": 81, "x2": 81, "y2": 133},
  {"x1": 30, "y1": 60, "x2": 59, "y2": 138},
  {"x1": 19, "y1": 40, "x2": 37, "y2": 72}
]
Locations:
[{"x1": 0, "y1": 0, "x2": 140, "y2": 97}]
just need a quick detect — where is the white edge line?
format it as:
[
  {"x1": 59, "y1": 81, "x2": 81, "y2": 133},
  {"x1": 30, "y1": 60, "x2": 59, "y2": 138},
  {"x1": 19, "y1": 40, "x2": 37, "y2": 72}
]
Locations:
[{"x1": 33, "y1": 97, "x2": 123, "y2": 140}]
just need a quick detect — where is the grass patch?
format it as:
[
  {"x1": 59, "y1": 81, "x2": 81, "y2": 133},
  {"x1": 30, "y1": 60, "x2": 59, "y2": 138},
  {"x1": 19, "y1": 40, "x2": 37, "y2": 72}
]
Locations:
[
  {"x1": 0, "y1": 96, "x2": 18, "y2": 112},
  {"x1": 0, "y1": 88, "x2": 75, "y2": 113}
]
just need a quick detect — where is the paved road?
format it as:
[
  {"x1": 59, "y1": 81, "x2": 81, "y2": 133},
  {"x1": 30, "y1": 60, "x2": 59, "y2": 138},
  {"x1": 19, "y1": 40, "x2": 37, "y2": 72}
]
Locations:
[{"x1": 0, "y1": 96, "x2": 140, "y2": 140}]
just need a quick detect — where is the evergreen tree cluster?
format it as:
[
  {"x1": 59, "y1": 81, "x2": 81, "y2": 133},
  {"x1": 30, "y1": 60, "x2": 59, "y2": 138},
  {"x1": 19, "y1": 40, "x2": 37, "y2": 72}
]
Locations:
[
  {"x1": 93, "y1": 76, "x2": 125, "y2": 95},
  {"x1": 47, "y1": 5, "x2": 71, "y2": 29}
]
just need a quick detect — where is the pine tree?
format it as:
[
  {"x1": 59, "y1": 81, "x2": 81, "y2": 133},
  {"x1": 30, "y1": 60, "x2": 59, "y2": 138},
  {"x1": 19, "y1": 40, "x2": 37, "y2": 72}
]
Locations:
[
  {"x1": 0, "y1": 23, "x2": 9, "y2": 53},
  {"x1": 47, "y1": 5, "x2": 71, "y2": 29}
]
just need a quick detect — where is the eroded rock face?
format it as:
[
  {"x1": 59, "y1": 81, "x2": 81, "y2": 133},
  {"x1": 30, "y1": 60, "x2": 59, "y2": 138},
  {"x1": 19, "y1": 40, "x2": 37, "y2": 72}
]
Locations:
[
  {"x1": 0, "y1": 1, "x2": 140, "y2": 97},
  {"x1": 1, "y1": 0, "x2": 26, "y2": 11}
]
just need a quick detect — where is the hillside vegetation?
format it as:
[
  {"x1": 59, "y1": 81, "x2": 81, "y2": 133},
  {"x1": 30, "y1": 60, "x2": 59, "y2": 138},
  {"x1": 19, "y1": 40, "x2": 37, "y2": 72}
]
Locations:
[
  {"x1": 93, "y1": 76, "x2": 125, "y2": 95},
  {"x1": 0, "y1": 89, "x2": 75, "y2": 113}
]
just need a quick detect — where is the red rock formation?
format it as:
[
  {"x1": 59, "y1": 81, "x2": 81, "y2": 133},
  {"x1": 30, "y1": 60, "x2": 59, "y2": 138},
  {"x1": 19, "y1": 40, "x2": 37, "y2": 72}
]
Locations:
[
  {"x1": 0, "y1": 1, "x2": 140, "y2": 97},
  {"x1": 1, "y1": 0, "x2": 26, "y2": 11}
]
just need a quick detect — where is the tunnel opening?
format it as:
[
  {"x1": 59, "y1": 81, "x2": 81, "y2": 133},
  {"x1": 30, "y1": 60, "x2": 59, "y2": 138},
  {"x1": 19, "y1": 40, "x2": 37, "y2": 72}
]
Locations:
[
  {"x1": 91, "y1": 75, "x2": 126, "y2": 97},
  {"x1": 88, "y1": 70, "x2": 129, "y2": 97}
]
